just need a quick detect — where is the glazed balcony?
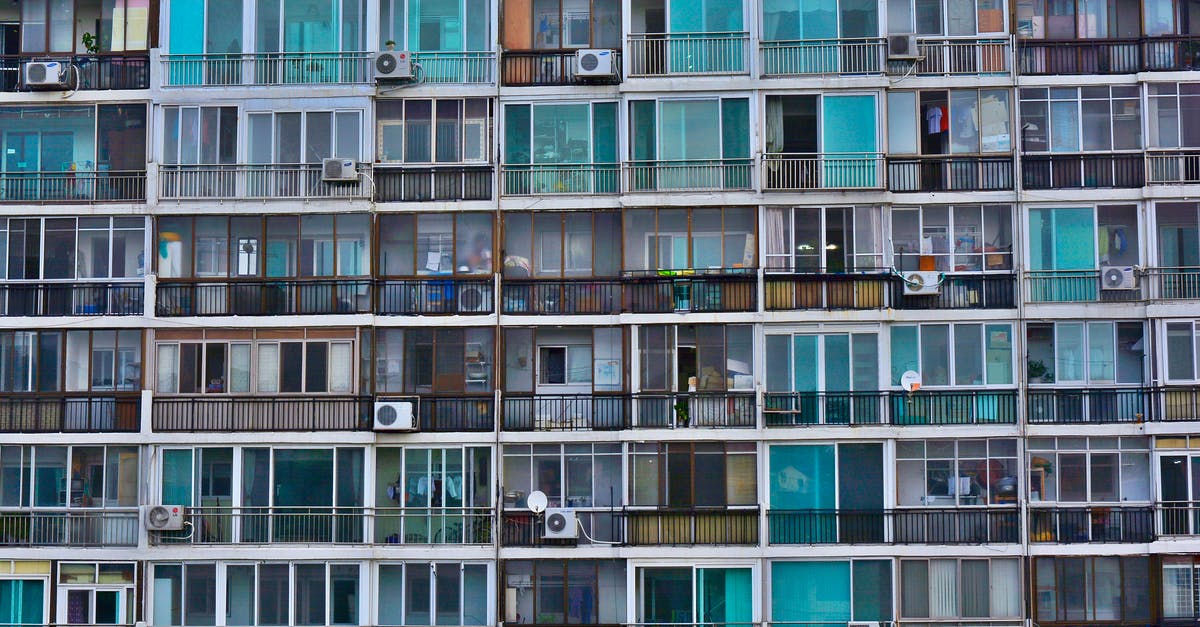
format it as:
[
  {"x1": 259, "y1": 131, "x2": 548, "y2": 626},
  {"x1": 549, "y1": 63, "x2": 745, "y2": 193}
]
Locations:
[
  {"x1": 1146, "y1": 150, "x2": 1200, "y2": 184},
  {"x1": 1019, "y1": 35, "x2": 1200, "y2": 74},
  {"x1": 152, "y1": 507, "x2": 493, "y2": 545},
  {"x1": 899, "y1": 37, "x2": 1012, "y2": 75},
  {"x1": 1025, "y1": 269, "x2": 1145, "y2": 303},
  {"x1": 627, "y1": 32, "x2": 751, "y2": 76},
  {"x1": 151, "y1": 396, "x2": 371, "y2": 432},
  {"x1": 633, "y1": 392, "x2": 756, "y2": 428},
  {"x1": 500, "y1": 279, "x2": 622, "y2": 314},
  {"x1": 158, "y1": 164, "x2": 370, "y2": 200},
  {"x1": 891, "y1": 273, "x2": 1018, "y2": 309},
  {"x1": 156, "y1": 279, "x2": 372, "y2": 316},
  {"x1": 411, "y1": 52, "x2": 496, "y2": 84},
  {"x1": 160, "y1": 51, "x2": 372, "y2": 86},
  {"x1": 764, "y1": 272, "x2": 891, "y2": 310},
  {"x1": 501, "y1": 394, "x2": 631, "y2": 431},
  {"x1": 0, "y1": 394, "x2": 140, "y2": 433},
  {"x1": 0, "y1": 171, "x2": 145, "y2": 203},
  {"x1": 501, "y1": 50, "x2": 622, "y2": 86},
  {"x1": 761, "y1": 153, "x2": 885, "y2": 190},
  {"x1": 625, "y1": 159, "x2": 754, "y2": 192},
  {"x1": 764, "y1": 392, "x2": 886, "y2": 426},
  {"x1": 500, "y1": 510, "x2": 622, "y2": 546},
  {"x1": 373, "y1": 164, "x2": 494, "y2": 202},
  {"x1": 1029, "y1": 506, "x2": 1155, "y2": 543},
  {"x1": 767, "y1": 508, "x2": 1020, "y2": 544},
  {"x1": 375, "y1": 278, "x2": 494, "y2": 315},
  {"x1": 759, "y1": 38, "x2": 885, "y2": 76},
  {"x1": 1026, "y1": 387, "x2": 1152, "y2": 424},
  {"x1": 0, "y1": 53, "x2": 150, "y2": 91},
  {"x1": 0, "y1": 510, "x2": 138, "y2": 547},
  {"x1": 622, "y1": 507, "x2": 759, "y2": 545},
  {"x1": 886, "y1": 155, "x2": 1014, "y2": 192},
  {"x1": 501, "y1": 164, "x2": 620, "y2": 195},
  {"x1": 413, "y1": 395, "x2": 496, "y2": 432},
  {"x1": 1021, "y1": 153, "x2": 1144, "y2": 189},
  {"x1": 889, "y1": 389, "x2": 1018, "y2": 425},
  {"x1": 624, "y1": 271, "x2": 757, "y2": 313},
  {"x1": 0, "y1": 282, "x2": 143, "y2": 316}
]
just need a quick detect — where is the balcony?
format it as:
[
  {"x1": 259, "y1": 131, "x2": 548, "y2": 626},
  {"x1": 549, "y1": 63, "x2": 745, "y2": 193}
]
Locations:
[
  {"x1": 1019, "y1": 35, "x2": 1200, "y2": 74},
  {"x1": 1156, "y1": 387, "x2": 1200, "y2": 422},
  {"x1": 889, "y1": 390, "x2": 1018, "y2": 425},
  {"x1": 414, "y1": 396, "x2": 496, "y2": 432},
  {"x1": 1025, "y1": 270, "x2": 1144, "y2": 303},
  {"x1": 0, "y1": 171, "x2": 145, "y2": 203},
  {"x1": 895, "y1": 37, "x2": 1011, "y2": 75},
  {"x1": 759, "y1": 38, "x2": 885, "y2": 76},
  {"x1": 767, "y1": 508, "x2": 1020, "y2": 544},
  {"x1": 1026, "y1": 387, "x2": 1151, "y2": 424},
  {"x1": 1147, "y1": 150, "x2": 1200, "y2": 184},
  {"x1": 761, "y1": 153, "x2": 885, "y2": 190},
  {"x1": 1021, "y1": 153, "x2": 1144, "y2": 189},
  {"x1": 764, "y1": 272, "x2": 891, "y2": 310},
  {"x1": 151, "y1": 396, "x2": 371, "y2": 432},
  {"x1": 891, "y1": 274, "x2": 1018, "y2": 309},
  {"x1": 375, "y1": 278, "x2": 494, "y2": 315},
  {"x1": 633, "y1": 392, "x2": 756, "y2": 428},
  {"x1": 627, "y1": 32, "x2": 751, "y2": 76},
  {"x1": 1029, "y1": 506, "x2": 1154, "y2": 543},
  {"x1": 411, "y1": 52, "x2": 496, "y2": 84},
  {"x1": 0, "y1": 510, "x2": 138, "y2": 547},
  {"x1": 0, "y1": 394, "x2": 140, "y2": 433},
  {"x1": 625, "y1": 159, "x2": 753, "y2": 192},
  {"x1": 502, "y1": 394, "x2": 631, "y2": 430},
  {"x1": 0, "y1": 282, "x2": 143, "y2": 316},
  {"x1": 501, "y1": 50, "x2": 622, "y2": 86},
  {"x1": 158, "y1": 164, "x2": 370, "y2": 200},
  {"x1": 500, "y1": 279, "x2": 622, "y2": 314},
  {"x1": 156, "y1": 279, "x2": 372, "y2": 316},
  {"x1": 501, "y1": 510, "x2": 622, "y2": 546},
  {"x1": 886, "y1": 155, "x2": 1014, "y2": 192},
  {"x1": 1159, "y1": 502, "x2": 1200, "y2": 536},
  {"x1": 501, "y1": 164, "x2": 620, "y2": 195},
  {"x1": 624, "y1": 272, "x2": 757, "y2": 313},
  {"x1": 622, "y1": 508, "x2": 759, "y2": 545},
  {"x1": 765, "y1": 392, "x2": 886, "y2": 426},
  {"x1": 152, "y1": 507, "x2": 493, "y2": 545},
  {"x1": 161, "y1": 51, "x2": 372, "y2": 86},
  {"x1": 0, "y1": 54, "x2": 150, "y2": 91},
  {"x1": 373, "y1": 165, "x2": 493, "y2": 202}
]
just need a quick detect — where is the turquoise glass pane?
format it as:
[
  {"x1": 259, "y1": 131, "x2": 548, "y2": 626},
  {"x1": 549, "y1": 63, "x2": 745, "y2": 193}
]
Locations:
[
  {"x1": 793, "y1": 335, "x2": 818, "y2": 392},
  {"x1": 771, "y1": 561, "x2": 851, "y2": 621},
  {"x1": 465, "y1": 0, "x2": 488, "y2": 50},
  {"x1": 409, "y1": 0, "x2": 462, "y2": 51},
  {"x1": 162, "y1": 449, "x2": 193, "y2": 505},
  {"x1": 840, "y1": 0, "x2": 878, "y2": 36},
  {"x1": 802, "y1": 0, "x2": 837, "y2": 38},
  {"x1": 593, "y1": 103, "x2": 618, "y2": 163},
  {"x1": 699, "y1": 568, "x2": 752, "y2": 624},
  {"x1": 852, "y1": 560, "x2": 893, "y2": 620},
  {"x1": 504, "y1": 105, "x2": 531, "y2": 164},
  {"x1": 825, "y1": 335, "x2": 850, "y2": 391},
  {"x1": 169, "y1": 0, "x2": 204, "y2": 54},
  {"x1": 1053, "y1": 208, "x2": 1096, "y2": 270},
  {"x1": 670, "y1": 0, "x2": 704, "y2": 32},
  {"x1": 0, "y1": 580, "x2": 44, "y2": 625},
  {"x1": 284, "y1": 0, "x2": 338, "y2": 51},
  {"x1": 822, "y1": 95, "x2": 878, "y2": 187},
  {"x1": 721, "y1": 99, "x2": 750, "y2": 159},
  {"x1": 274, "y1": 449, "x2": 333, "y2": 506},
  {"x1": 763, "y1": 0, "x2": 801, "y2": 39},
  {"x1": 890, "y1": 326, "x2": 919, "y2": 385},
  {"x1": 631, "y1": 101, "x2": 656, "y2": 160},
  {"x1": 769, "y1": 445, "x2": 835, "y2": 509},
  {"x1": 852, "y1": 333, "x2": 879, "y2": 391}
]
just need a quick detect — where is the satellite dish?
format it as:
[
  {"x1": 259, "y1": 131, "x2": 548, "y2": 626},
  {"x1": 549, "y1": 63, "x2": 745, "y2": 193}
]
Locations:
[
  {"x1": 527, "y1": 490, "x2": 548, "y2": 514},
  {"x1": 901, "y1": 370, "x2": 922, "y2": 393}
]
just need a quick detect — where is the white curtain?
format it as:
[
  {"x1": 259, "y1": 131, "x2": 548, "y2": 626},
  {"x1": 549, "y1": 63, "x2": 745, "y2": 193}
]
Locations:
[
  {"x1": 230, "y1": 343, "x2": 252, "y2": 393},
  {"x1": 766, "y1": 97, "x2": 784, "y2": 154},
  {"x1": 765, "y1": 208, "x2": 789, "y2": 270},
  {"x1": 330, "y1": 342, "x2": 353, "y2": 393},
  {"x1": 990, "y1": 559, "x2": 1021, "y2": 617},
  {"x1": 929, "y1": 559, "x2": 958, "y2": 618},
  {"x1": 258, "y1": 343, "x2": 280, "y2": 393},
  {"x1": 156, "y1": 344, "x2": 179, "y2": 393}
]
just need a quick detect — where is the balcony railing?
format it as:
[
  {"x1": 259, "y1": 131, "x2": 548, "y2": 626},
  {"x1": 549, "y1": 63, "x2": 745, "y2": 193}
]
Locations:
[
  {"x1": 627, "y1": 32, "x2": 750, "y2": 76},
  {"x1": 153, "y1": 506, "x2": 492, "y2": 545},
  {"x1": 1019, "y1": 35, "x2": 1200, "y2": 74},
  {"x1": 159, "y1": 164, "x2": 369, "y2": 200},
  {"x1": 767, "y1": 508, "x2": 1020, "y2": 544},
  {"x1": 0, "y1": 510, "x2": 139, "y2": 546},
  {"x1": 1026, "y1": 387, "x2": 1151, "y2": 424},
  {"x1": 887, "y1": 155, "x2": 1014, "y2": 192},
  {"x1": 624, "y1": 272, "x2": 757, "y2": 313},
  {"x1": 1021, "y1": 153, "x2": 1145, "y2": 189},
  {"x1": 633, "y1": 392, "x2": 756, "y2": 428},
  {"x1": 761, "y1": 153, "x2": 885, "y2": 190},
  {"x1": 1159, "y1": 502, "x2": 1200, "y2": 536},
  {"x1": 625, "y1": 159, "x2": 753, "y2": 192},
  {"x1": 502, "y1": 394, "x2": 631, "y2": 431},
  {"x1": 890, "y1": 390, "x2": 1018, "y2": 425},
  {"x1": 764, "y1": 272, "x2": 891, "y2": 310},
  {"x1": 1147, "y1": 150, "x2": 1200, "y2": 184},
  {"x1": 764, "y1": 392, "x2": 887, "y2": 426},
  {"x1": 759, "y1": 38, "x2": 885, "y2": 76},
  {"x1": 891, "y1": 273, "x2": 1017, "y2": 309},
  {"x1": 501, "y1": 279, "x2": 623, "y2": 314},
  {"x1": 501, "y1": 510, "x2": 623, "y2": 546},
  {"x1": 1029, "y1": 506, "x2": 1155, "y2": 543},
  {"x1": 1157, "y1": 387, "x2": 1200, "y2": 422},
  {"x1": 152, "y1": 396, "x2": 371, "y2": 431},
  {"x1": 904, "y1": 37, "x2": 1011, "y2": 75},
  {"x1": 411, "y1": 52, "x2": 496, "y2": 84},
  {"x1": 0, "y1": 282, "x2": 142, "y2": 316},
  {"x1": 622, "y1": 508, "x2": 759, "y2": 545},
  {"x1": 0, "y1": 54, "x2": 150, "y2": 90},
  {"x1": 376, "y1": 278, "x2": 494, "y2": 315},
  {"x1": 0, "y1": 394, "x2": 140, "y2": 433},
  {"x1": 501, "y1": 164, "x2": 620, "y2": 195},
  {"x1": 373, "y1": 165, "x2": 493, "y2": 202},
  {"x1": 161, "y1": 51, "x2": 372, "y2": 86},
  {"x1": 0, "y1": 171, "x2": 145, "y2": 203},
  {"x1": 157, "y1": 279, "x2": 371, "y2": 316},
  {"x1": 1025, "y1": 269, "x2": 1144, "y2": 303},
  {"x1": 416, "y1": 395, "x2": 495, "y2": 432},
  {"x1": 501, "y1": 50, "x2": 622, "y2": 86}
]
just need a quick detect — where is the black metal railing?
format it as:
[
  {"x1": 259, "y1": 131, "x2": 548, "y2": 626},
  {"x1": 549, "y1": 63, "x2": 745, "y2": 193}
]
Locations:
[
  {"x1": 764, "y1": 272, "x2": 891, "y2": 310},
  {"x1": 156, "y1": 279, "x2": 371, "y2": 316},
  {"x1": 887, "y1": 155, "x2": 1014, "y2": 192},
  {"x1": 622, "y1": 508, "x2": 759, "y2": 545},
  {"x1": 1029, "y1": 506, "x2": 1155, "y2": 543},
  {"x1": 152, "y1": 396, "x2": 371, "y2": 431},
  {"x1": 0, "y1": 170, "x2": 146, "y2": 202},
  {"x1": 891, "y1": 273, "x2": 1017, "y2": 309},
  {"x1": 153, "y1": 506, "x2": 493, "y2": 545},
  {"x1": 0, "y1": 394, "x2": 140, "y2": 433},
  {"x1": 1019, "y1": 35, "x2": 1200, "y2": 74},
  {"x1": 373, "y1": 165, "x2": 493, "y2": 202},
  {"x1": 501, "y1": 50, "x2": 622, "y2": 86},
  {"x1": 764, "y1": 392, "x2": 886, "y2": 426},
  {"x1": 1157, "y1": 387, "x2": 1200, "y2": 422},
  {"x1": 416, "y1": 396, "x2": 495, "y2": 432},
  {"x1": 502, "y1": 394, "x2": 631, "y2": 431},
  {"x1": 767, "y1": 508, "x2": 1020, "y2": 544},
  {"x1": 375, "y1": 278, "x2": 494, "y2": 314},
  {"x1": 500, "y1": 510, "x2": 623, "y2": 546},
  {"x1": 1026, "y1": 387, "x2": 1151, "y2": 423},
  {"x1": 889, "y1": 390, "x2": 1018, "y2": 425},
  {"x1": 624, "y1": 272, "x2": 757, "y2": 313},
  {"x1": 0, "y1": 510, "x2": 139, "y2": 546},
  {"x1": 0, "y1": 53, "x2": 150, "y2": 91},
  {"x1": 634, "y1": 392, "x2": 756, "y2": 428},
  {"x1": 1021, "y1": 153, "x2": 1144, "y2": 189},
  {"x1": 500, "y1": 279, "x2": 622, "y2": 314},
  {"x1": 0, "y1": 282, "x2": 142, "y2": 316}
]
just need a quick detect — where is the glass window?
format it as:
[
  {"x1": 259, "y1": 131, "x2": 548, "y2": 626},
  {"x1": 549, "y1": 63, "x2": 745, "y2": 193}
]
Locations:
[
  {"x1": 378, "y1": 99, "x2": 490, "y2": 163},
  {"x1": 1027, "y1": 437, "x2": 1150, "y2": 503},
  {"x1": 623, "y1": 208, "x2": 756, "y2": 272},
  {"x1": 891, "y1": 323, "x2": 1012, "y2": 387}
]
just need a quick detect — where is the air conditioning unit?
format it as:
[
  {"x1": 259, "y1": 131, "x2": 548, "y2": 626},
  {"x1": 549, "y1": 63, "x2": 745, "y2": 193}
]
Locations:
[
  {"x1": 322, "y1": 158, "x2": 358, "y2": 182},
  {"x1": 903, "y1": 271, "x2": 942, "y2": 295},
  {"x1": 888, "y1": 34, "x2": 920, "y2": 59},
  {"x1": 543, "y1": 508, "x2": 579, "y2": 539},
  {"x1": 142, "y1": 504, "x2": 186, "y2": 531},
  {"x1": 24, "y1": 61, "x2": 69, "y2": 89},
  {"x1": 374, "y1": 399, "x2": 418, "y2": 431},
  {"x1": 575, "y1": 49, "x2": 616, "y2": 77},
  {"x1": 375, "y1": 50, "x2": 414, "y2": 80},
  {"x1": 457, "y1": 284, "x2": 490, "y2": 313},
  {"x1": 1101, "y1": 265, "x2": 1137, "y2": 290}
]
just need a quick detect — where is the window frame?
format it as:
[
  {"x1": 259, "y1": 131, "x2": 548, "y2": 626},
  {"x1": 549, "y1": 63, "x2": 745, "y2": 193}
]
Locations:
[
  {"x1": 1033, "y1": 556, "x2": 1152, "y2": 624},
  {"x1": 1019, "y1": 86, "x2": 1142, "y2": 154},
  {"x1": 501, "y1": 443, "x2": 623, "y2": 510},
  {"x1": 637, "y1": 324, "x2": 755, "y2": 393},
  {"x1": 891, "y1": 205, "x2": 1014, "y2": 273},
  {"x1": 1025, "y1": 320, "x2": 1145, "y2": 385},
  {"x1": 375, "y1": 561, "x2": 491, "y2": 627},
  {"x1": 154, "y1": 337, "x2": 355, "y2": 396},
  {"x1": 627, "y1": 441, "x2": 758, "y2": 508},
  {"x1": 0, "y1": 444, "x2": 139, "y2": 509},
  {"x1": 162, "y1": 105, "x2": 239, "y2": 166},
  {"x1": 376, "y1": 98, "x2": 491, "y2": 164},
  {"x1": 889, "y1": 322, "x2": 1015, "y2": 388},
  {"x1": 764, "y1": 206, "x2": 884, "y2": 272},
  {"x1": 895, "y1": 438, "x2": 1020, "y2": 507},
  {"x1": 899, "y1": 557, "x2": 1022, "y2": 620},
  {"x1": 373, "y1": 328, "x2": 496, "y2": 395},
  {"x1": 622, "y1": 208, "x2": 758, "y2": 273},
  {"x1": 376, "y1": 212, "x2": 495, "y2": 278},
  {"x1": 246, "y1": 109, "x2": 364, "y2": 164},
  {"x1": 1165, "y1": 320, "x2": 1200, "y2": 383},
  {"x1": 1026, "y1": 436, "x2": 1151, "y2": 504}
]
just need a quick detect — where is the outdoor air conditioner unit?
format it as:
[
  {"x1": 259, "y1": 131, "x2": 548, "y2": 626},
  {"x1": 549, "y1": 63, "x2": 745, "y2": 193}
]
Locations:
[
  {"x1": 142, "y1": 504, "x2": 186, "y2": 531},
  {"x1": 457, "y1": 284, "x2": 490, "y2": 313},
  {"x1": 1101, "y1": 265, "x2": 1137, "y2": 290},
  {"x1": 543, "y1": 508, "x2": 579, "y2": 539},
  {"x1": 903, "y1": 271, "x2": 942, "y2": 295},
  {"x1": 375, "y1": 50, "x2": 414, "y2": 80},
  {"x1": 374, "y1": 399, "x2": 418, "y2": 431},
  {"x1": 24, "y1": 61, "x2": 70, "y2": 89},
  {"x1": 322, "y1": 158, "x2": 358, "y2": 182},
  {"x1": 575, "y1": 49, "x2": 616, "y2": 77},
  {"x1": 888, "y1": 34, "x2": 920, "y2": 59}
]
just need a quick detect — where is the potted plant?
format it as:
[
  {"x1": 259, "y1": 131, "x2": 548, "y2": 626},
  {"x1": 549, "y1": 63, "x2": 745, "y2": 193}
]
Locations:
[{"x1": 81, "y1": 32, "x2": 99, "y2": 55}]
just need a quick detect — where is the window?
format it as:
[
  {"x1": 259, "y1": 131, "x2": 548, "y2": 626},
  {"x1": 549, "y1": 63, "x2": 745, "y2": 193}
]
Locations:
[
  {"x1": 623, "y1": 208, "x2": 756, "y2": 272},
  {"x1": 502, "y1": 560, "x2": 626, "y2": 625},
  {"x1": 639, "y1": 566, "x2": 753, "y2": 626},
  {"x1": 629, "y1": 98, "x2": 752, "y2": 187},
  {"x1": 375, "y1": 447, "x2": 491, "y2": 543},
  {"x1": 901, "y1": 558, "x2": 1020, "y2": 619},
  {"x1": 163, "y1": 106, "x2": 238, "y2": 165},
  {"x1": 0, "y1": 445, "x2": 137, "y2": 508},
  {"x1": 503, "y1": 327, "x2": 620, "y2": 392},
  {"x1": 890, "y1": 323, "x2": 1014, "y2": 387},
  {"x1": 764, "y1": 0, "x2": 879, "y2": 40},
  {"x1": 897, "y1": 439, "x2": 1018, "y2": 506},
  {"x1": 503, "y1": 211, "x2": 621, "y2": 278},
  {"x1": 19, "y1": 0, "x2": 77, "y2": 53},
  {"x1": 247, "y1": 111, "x2": 363, "y2": 164},
  {"x1": 378, "y1": 213, "x2": 493, "y2": 277},
  {"x1": 155, "y1": 331, "x2": 355, "y2": 395},
  {"x1": 376, "y1": 0, "x2": 492, "y2": 52},
  {"x1": 1016, "y1": 0, "x2": 1148, "y2": 37},
  {"x1": 504, "y1": 102, "x2": 618, "y2": 166},
  {"x1": 892, "y1": 206, "x2": 1012, "y2": 272},
  {"x1": 639, "y1": 325, "x2": 754, "y2": 392},
  {"x1": 0, "y1": 578, "x2": 45, "y2": 625},
  {"x1": 503, "y1": 443, "x2": 622, "y2": 509},
  {"x1": 1166, "y1": 321, "x2": 1200, "y2": 381},
  {"x1": 764, "y1": 94, "x2": 879, "y2": 156},
  {"x1": 1020, "y1": 87, "x2": 1141, "y2": 153},
  {"x1": 1027, "y1": 206, "x2": 1140, "y2": 299},
  {"x1": 768, "y1": 444, "x2": 884, "y2": 542},
  {"x1": 1157, "y1": 203, "x2": 1200, "y2": 285},
  {"x1": 1163, "y1": 556, "x2": 1200, "y2": 620},
  {"x1": 888, "y1": 90, "x2": 1012, "y2": 156},
  {"x1": 377, "y1": 562, "x2": 489, "y2": 626},
  {"x1": 377, "y1": 99, "x2": 490, "y2": 163},
  {"x1": 1148, "y1": 84, "x2": 1200, "y2": 148},
  {"x1": 1026, "y1": 322, "x2": 1144, "y2": 384},
  {"x1": 1026, "y1": 437, "x2": 1151, "y2": 503},
  {"x1": 0, "y1": 330, "x2": 142, "y2": 394},
  {"x1": 764, "y1": 207, "x2": 883, "y2": 272},
  {"x1": 501, "y1": 0, "x2": 621, "y2": 49},
  {"x1": 57, "y1": 563, "x2": 137, "y2": 625},
  {"x1": 765, "y1": 331, "x2": 878, "y2": 393},
  {"x1": 888, "y1": 0, "x2": 1006, "y2": 34},
  {"x1": 771, "y1": 561, "x2": 892, "y2": 623},
  {"x1": 374, "y1": 328, "x2": 495, "y2": 394},
  {"x1": 629, "y1": 442, "x2": 757, "y2": 507},
  {"x1": 1034, "y1": 557, "x2": 1151, "y2": 623}
]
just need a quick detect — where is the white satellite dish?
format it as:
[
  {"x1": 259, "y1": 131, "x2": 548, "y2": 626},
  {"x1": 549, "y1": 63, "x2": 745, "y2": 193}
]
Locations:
[
  {"x1": 901, "y1": 370, "x2": 922, "y2": 393},
  {"x1": 527, "y1": 490, "x2": 548, "y2": 514}
]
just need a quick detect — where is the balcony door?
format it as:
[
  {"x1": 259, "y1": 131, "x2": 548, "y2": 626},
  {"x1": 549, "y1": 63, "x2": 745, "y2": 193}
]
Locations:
[
  {"x1": 59, "y1": 588, "x2": 129, "y2": 625},
  {"x1": 666, "y1": 0, "x2": 745, "y2": 71},
  {"x1": 1160, "y1": 454, "x2": 1200, "y2": 534},
  {"x1": 822, "y1": 94, "x2": 878, "y2": 187},
  {"x1": 640, "y1": 566, "x2": 752, "y2": 627}
]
